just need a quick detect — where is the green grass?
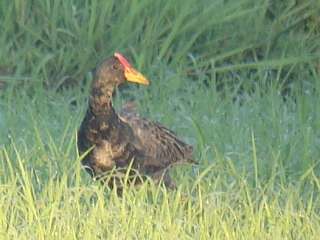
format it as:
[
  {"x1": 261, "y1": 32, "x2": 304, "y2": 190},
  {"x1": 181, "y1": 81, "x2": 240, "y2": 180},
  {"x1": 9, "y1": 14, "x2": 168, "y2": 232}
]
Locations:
[{"x1": 1, "y1": 0, "x2": 320, "y2": 239}]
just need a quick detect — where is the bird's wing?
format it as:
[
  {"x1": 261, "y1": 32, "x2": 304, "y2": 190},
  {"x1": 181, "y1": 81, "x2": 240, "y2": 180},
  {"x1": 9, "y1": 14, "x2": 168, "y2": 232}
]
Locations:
[{"x1": 119, "y1": 108, "x2": 194, "y2": 173}]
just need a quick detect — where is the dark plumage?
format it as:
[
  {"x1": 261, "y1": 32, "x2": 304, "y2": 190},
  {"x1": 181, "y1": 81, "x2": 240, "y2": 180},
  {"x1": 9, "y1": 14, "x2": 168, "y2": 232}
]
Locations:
[{"x1": 77, "y1": 53, "x2": 194, "y2": 191}]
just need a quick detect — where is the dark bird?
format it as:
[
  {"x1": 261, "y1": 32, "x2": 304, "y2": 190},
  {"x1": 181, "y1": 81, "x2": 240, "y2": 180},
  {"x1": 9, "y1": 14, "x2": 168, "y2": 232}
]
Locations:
[{"x1": 77, "y1": 52, "x2": 194, "y2": 191}]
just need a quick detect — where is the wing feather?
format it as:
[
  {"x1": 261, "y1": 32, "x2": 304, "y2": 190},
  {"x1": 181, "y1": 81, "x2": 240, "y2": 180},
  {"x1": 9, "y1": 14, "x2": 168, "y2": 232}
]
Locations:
[{"x1": 119, "y1": 104, "x2": 194, "y2": 173}]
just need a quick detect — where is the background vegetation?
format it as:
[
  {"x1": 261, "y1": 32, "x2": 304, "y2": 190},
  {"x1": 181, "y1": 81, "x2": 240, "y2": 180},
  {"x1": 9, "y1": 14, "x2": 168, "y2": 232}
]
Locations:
[{"x1": 0, "y1": 0, "x2": 320, "y2": 239}]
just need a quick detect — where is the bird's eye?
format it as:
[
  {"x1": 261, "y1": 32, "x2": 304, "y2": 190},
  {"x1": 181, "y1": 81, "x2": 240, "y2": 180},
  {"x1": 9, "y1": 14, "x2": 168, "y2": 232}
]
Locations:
[{"x1": 112, "y1": 64, "x2": 119, "y2": 70}]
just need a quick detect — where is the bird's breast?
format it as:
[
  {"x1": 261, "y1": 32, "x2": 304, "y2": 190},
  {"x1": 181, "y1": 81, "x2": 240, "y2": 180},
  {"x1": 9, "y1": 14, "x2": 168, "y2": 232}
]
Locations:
[{"x1": 91, "y1": 140, "x2": 116, "y2": 172}]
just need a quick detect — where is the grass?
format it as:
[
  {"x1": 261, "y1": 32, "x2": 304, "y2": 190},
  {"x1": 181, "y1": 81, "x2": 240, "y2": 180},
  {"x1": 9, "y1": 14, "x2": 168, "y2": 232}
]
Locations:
[{"x1": 1, "y1": 0, "x2": 320, "y2": 239}]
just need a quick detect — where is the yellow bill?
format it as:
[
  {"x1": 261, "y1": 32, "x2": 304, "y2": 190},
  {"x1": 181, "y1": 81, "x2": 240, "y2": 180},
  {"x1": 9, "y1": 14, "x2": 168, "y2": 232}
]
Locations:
[
  {"x1": 114, "y1": 52, "x2": 150, "y2": 85},
  {"x1": 124, "y1": 68, "x2": 150, "y2": 85}
]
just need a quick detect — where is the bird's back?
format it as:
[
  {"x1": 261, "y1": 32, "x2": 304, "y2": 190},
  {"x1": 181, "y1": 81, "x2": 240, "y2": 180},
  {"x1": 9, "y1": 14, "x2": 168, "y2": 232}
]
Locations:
[{"x1": 119, "y1": 106, "x2": 195, "y2": 174}]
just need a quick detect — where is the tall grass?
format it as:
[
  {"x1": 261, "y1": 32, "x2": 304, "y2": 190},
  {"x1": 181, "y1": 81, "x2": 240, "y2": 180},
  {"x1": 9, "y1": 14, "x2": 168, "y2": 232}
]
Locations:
[
  {"x1": 1, "y1": 76, "x2": 320, "y2": 238},
  {"x1": 0, "y1": 0, "x2": 320, "y2": 239},
  {"x1": 0, "y1": 0, "x2": 319, "y2": 91}
]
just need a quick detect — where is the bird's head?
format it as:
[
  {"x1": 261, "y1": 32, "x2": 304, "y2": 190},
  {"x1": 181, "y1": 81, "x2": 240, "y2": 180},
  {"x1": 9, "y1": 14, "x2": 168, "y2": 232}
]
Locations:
[{"x1": 94, "y1": 52, "x2": 150, "y2": 87}]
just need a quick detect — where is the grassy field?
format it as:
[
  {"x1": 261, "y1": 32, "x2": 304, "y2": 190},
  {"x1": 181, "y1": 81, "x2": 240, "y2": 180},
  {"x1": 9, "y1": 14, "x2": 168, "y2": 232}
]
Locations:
[{"x1": 1, "y1": 0, "x2": 320, "y2": 239}]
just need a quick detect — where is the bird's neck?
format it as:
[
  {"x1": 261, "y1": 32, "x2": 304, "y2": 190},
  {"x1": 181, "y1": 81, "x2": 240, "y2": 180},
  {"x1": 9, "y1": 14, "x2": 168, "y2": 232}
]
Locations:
[{"x1": 89, "y1": 79, "x2": 116, "y2": 116}]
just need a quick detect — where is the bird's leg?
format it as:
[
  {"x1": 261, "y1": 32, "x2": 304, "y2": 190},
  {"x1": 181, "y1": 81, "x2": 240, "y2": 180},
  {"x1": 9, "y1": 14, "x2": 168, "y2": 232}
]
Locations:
[
  {"x1": 163, "y1": 173, "x2": 177, "y2": 190},
  {"x1": 152, "y1": 170, "x2": 176, "y2": 190}
]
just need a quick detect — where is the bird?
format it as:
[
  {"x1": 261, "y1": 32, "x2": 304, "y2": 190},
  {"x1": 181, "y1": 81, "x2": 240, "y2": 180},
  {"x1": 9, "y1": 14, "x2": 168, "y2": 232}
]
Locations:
[{"x1": 77, "y1": 52, "x2": 195, "y2": 192}]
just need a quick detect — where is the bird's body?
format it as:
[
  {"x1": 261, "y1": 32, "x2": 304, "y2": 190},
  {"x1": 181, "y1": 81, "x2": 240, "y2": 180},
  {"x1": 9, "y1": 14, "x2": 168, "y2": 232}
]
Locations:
[{"x1": 77, "y1": 53, "x2": 194, "y2": 190}]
